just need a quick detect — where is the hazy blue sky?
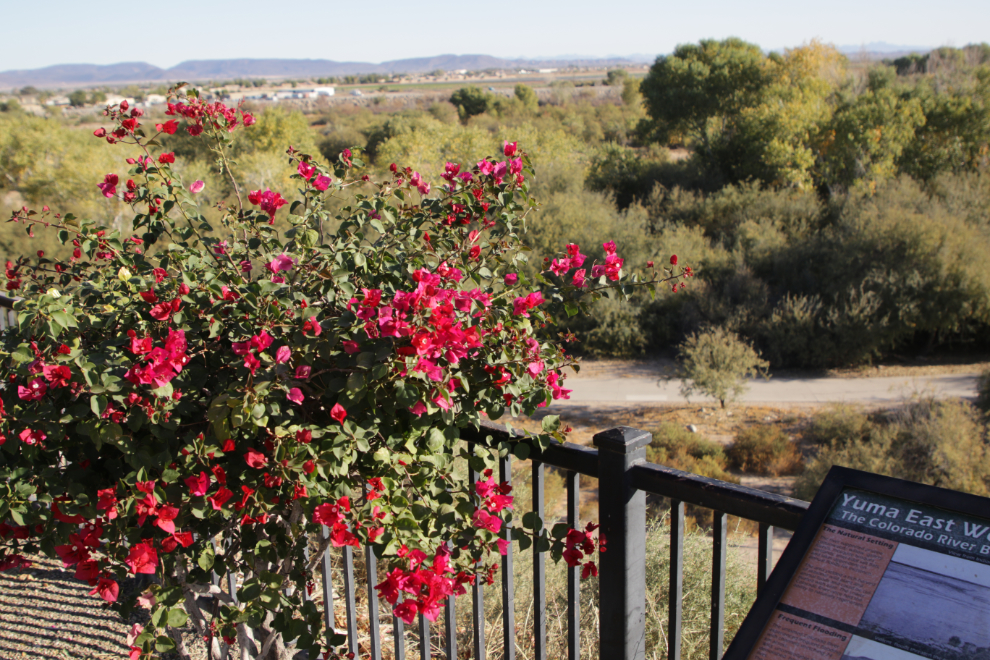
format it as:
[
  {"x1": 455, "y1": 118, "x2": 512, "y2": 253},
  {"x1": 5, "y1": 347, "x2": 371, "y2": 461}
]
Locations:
[{"x1": 3, "y1": 0, "x2": 988, "y2": 70}]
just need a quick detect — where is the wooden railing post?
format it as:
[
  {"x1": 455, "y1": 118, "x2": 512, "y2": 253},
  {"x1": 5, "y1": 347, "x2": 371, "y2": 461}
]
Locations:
[{"x1": 594, "y1": 426, "x2": 651, "y2": 660}]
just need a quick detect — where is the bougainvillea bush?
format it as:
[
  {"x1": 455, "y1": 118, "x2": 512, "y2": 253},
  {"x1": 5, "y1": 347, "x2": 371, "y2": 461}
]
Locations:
[{"x1": 0, "y1": 86, "x2": 686, "y2": 660}]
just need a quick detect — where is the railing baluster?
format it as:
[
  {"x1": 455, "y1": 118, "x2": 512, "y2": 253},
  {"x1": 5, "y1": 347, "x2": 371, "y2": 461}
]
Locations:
[
  {"x1": 668, "y1": 501, "x2": 684, "y2": 660},
  {"x1": 321, "y1": 525, "x2": 336, "y2": 650},
  {"x1": 757, "y1": 523, "x2": 773, "y2": 595},
  {"x1": 469, "y1": 467, "x2": 485, "y2": 660},
  {"x1": 533, "y1": 459, "x2": 546, "y2": 660},
  {"x1": 595, "y1": 427, "x2": 650, "y2": 660},
  {"x1": 419, "y1": 613, "x2": 430, "y2": 660},
  {"x1": 303, "y1": 543, "x2": 312, "y2": 602},
  {"x1": 394, "y1": 615, "x2": 406, "y2": 660},
  {"x1": 566, "y1": 470, "x2": 580, "y2": 660},
  {"x1": 710, "y1": 511, "x2": 727, "y2": 660},
  {"x1": 366, "y1": 543, "x2": 382, "y2": 660},
  {"x1": 444, "y1": 593, "x2": 456, "y2": 660},
  {"x1": 500, "y1": 454, "x2": 516, "y2": 660},
  {"x1": 343, "y1": 542, "x2": 358, "y2": 657}
]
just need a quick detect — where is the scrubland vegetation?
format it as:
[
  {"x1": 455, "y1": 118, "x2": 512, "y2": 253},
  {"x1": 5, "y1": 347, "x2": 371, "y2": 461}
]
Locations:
[{"x1": 4, "y1": 40, "x2": 990, "y2": 371}]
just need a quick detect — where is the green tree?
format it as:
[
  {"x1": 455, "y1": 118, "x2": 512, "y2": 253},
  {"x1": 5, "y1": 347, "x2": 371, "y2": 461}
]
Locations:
[
  {"x1": 639, "y1": 38, "x2": 773, "y2": 156},
  {"x1": 604, "y1": 69, "x2": 628, "y2": 86},
  {"x1": 817, "y1": 67, "x2": 925, "y2": 191},
  {"x1": 514, "y1": 83, "x2": 539, "y2": 111},
  {"x1": 676, "y1": 326, "x2": 768, "y2": 408},
  {"x1": 68, "y1": 90, "x2": 88, "y2": 107},
  {"x1": 450, "y1": 86, "x2": 494, "y2": 121}
]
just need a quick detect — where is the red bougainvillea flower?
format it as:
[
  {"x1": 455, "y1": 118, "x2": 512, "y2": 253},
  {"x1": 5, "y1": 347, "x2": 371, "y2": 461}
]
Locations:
[
  {"x1": 302, "y1": 316, "x2": 322, "y2": 336},
  {"x1": 297, "y1": 161, "x2": 316, "y2": 180},
  {"x1": 572, "y1": 269, "x2": 587, "y2": 288},
  {"x1": 394, "y1": 599, "x2": 418, "y2": 625},
  {"x1": 155, "y1": 119, "x2": 178, "y2": 135},
  {"x1": 670, "y1": 254, "x2": 678, "y2": 265},
  {"x1": 155, "y1": 505, "x2": 179, "y2": 534},
  {"x1": 90, "y1": 576, "x2": 119, "y2": 602},
  {"x1": 125, "y1": 543, "x2": 158, "y2": 575},
  {"x1": 208, "y1": 487, "x2": 233, "y2": 511},
  {"x1": 503, "y1": 141, "x2": 517, "y2": 157},
  {"x1": 245, "y1": 449, "x2": 268, "y2": 469},
  {"x1": 158, "y1": 152, "x2": 175, "y2": 164},
  {"x1": 247, "y1": 188, "x2": 287, "y2": 220},
  {"x1": 287, "y1": 388, "x2": 304, "y2": 405},
  {"x1": 330, "y1": 403, "x2": 347, "y2": 423},
  {"x1": 295, "y1": 365, "x2": 311, "y2": 380},
  {"x1": 97, "y1": 174, "x2": 118, "y2": 198},
  {"x1": 18, "y1": 428, "x2": 45, "y2": 445},
  {"x1": 313, "y1": 175, "x2": 332, "y2": 191}
]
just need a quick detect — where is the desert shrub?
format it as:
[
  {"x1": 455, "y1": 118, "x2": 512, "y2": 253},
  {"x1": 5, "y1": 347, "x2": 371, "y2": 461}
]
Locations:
[
  {"x1": 726, "y1": 426, "x2": 803, "y2": 476},
  {"x1": 645, "y1": 422, "x2": 737, "y2": 482},
  {"x1": 795, "y1": 399, "x2": 990, "y2": 500},
  {"x1": 676, "y1": 326, "x2": 769, "y2": 408}
]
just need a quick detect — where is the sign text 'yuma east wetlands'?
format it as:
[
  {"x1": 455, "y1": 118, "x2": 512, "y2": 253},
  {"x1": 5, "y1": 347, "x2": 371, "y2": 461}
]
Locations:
[{"x1": 834, "y1": 491, "x2": 990, "y2": 556}]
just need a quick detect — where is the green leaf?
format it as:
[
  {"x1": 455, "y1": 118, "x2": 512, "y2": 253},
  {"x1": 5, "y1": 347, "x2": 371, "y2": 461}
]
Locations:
[
  {"x1": 198, "y1": 545, "x2": 215, "y2": 571},
  {"x1": 167, "y1": 608, "x2": 188, "y2": 628},
  {"x1": 522, "y1": 511, "x2": 543, "y2": 530},
  {"x1": 541, "y1": 415, "x2": 561, "y2": 433},
  {"x1": 512, "y1": 443, "x2": 531, "y2": 460},
  {"x1": 155, "y1": 636, "x2": 176, "y2": 653},
  {"x1": 91, "y1": 395, "x2": 108, "y2": 418}
]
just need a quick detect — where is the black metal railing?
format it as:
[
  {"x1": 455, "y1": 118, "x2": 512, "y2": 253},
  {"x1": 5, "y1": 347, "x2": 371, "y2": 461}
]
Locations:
[{"x1": 295, "y1": 420, "x2": 808, "y2": 660}]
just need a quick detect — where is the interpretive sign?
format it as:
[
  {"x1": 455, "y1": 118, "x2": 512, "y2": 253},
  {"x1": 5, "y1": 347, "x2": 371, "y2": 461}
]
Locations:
[{"x1": 724, "y1": 466, "x2": 990, "y2": 660}]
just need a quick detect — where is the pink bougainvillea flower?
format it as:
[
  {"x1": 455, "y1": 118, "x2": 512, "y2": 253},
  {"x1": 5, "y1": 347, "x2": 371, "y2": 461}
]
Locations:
[
  {"x1": 243, "y1": 352, "x2": 261, "y2": 375},
  {"x1": 136, "y1": 590, "x2": 156, "y2": 609},
  {"x1": 287, "y1": 388, "x2": 304, "y2": 405},
  {"x1": 572, "y1": 269, "x2": 587, "y2": 288},
  {"x1": 342, "y1": 340, "x2": 359, "y2": 354},
  {"x1": 245, "y1": 449, "x2": 268, "y2": 469},
  {"x1": 295, "y1": 365, "x2": 311, "y2": 380},
  {"x1": 126, "y1": 624, "x2": 144, "y2": 647},
  {"x1": 188, "y1": 180, "x2": 205, "y2": 194},
  {"x1": 504, "y1": 273, "x2": 518, "y2": 286},
  {"x1": 602, "y1": 240, "x2": 617, "y2": 255},
  {"x1": 591, "y1": 265, "x2": 606, "y2": 278},
  {"x1": 276, "y1": 345, "x2": 291, "y2": 363},
  {"x1": 313, "y1": 175, "x2": 332, "y2": 191},
  {"x1": 472, "y1": 509, "x2": 502, "y2": 533},
  {"x1": 125, "y1": 543, "x2": 158, "y2": 575},
  {"x1": 408, "y1": 401, "x2": 428, "y2": 417},
  {"x1": 330, "y1": 403, "x2": 347, "y2": 424},
  {"x1": 266, "y1": 253, "x2": 295, "y2": 273},
  {"x1": 18, "y1": 377, "x2": 47, "y2": 401}
]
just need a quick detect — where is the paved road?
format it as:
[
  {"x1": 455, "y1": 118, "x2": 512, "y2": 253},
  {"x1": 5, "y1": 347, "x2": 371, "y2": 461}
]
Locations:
[{"x1": 556, "y1": 372, "x2": 983, "y2": 406}]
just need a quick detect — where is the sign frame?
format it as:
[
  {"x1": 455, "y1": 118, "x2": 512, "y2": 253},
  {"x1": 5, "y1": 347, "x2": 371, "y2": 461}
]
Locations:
[{"x1": 723, "y1": 465, "x2": 990, "y2": 660}]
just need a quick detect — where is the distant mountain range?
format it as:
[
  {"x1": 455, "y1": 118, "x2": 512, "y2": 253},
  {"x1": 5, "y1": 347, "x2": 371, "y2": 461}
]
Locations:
[{"x1": 0, "y1": 55, "x2": 645, "y2": 90}]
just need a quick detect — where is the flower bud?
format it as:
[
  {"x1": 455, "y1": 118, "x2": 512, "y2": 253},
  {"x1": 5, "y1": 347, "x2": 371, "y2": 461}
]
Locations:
[{"x1": 118, "y1": 267, "x2": 132, "y2": 281}]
